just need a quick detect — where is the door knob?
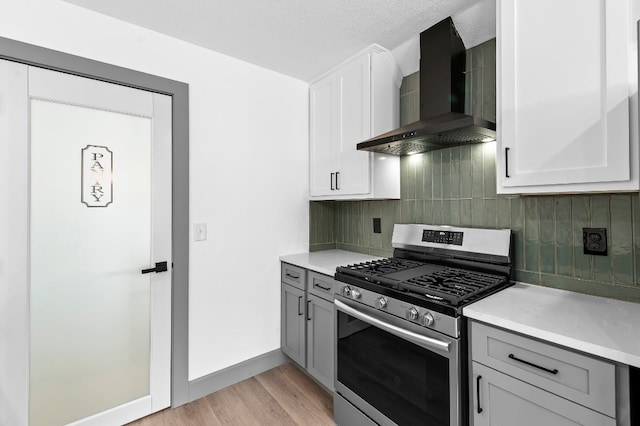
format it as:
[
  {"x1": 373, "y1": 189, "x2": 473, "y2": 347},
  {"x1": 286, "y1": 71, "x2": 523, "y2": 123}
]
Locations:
[{"x1": 141, "y1": 261, "x2": 168, "y2": 274}]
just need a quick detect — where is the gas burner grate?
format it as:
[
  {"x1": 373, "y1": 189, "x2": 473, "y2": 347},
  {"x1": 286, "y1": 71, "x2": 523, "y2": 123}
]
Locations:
[
  {"x1": 336, "y1": 258, "x2": 423, "y2": 282},
  {"x1": 399, "y1": 267, "x2": 507, "y2": 306}
]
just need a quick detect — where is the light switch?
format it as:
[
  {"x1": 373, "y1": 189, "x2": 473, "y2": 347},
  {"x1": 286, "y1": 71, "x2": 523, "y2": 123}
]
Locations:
[{"x1": 193, "y1": 223, "x2": 207, "y2": 241}]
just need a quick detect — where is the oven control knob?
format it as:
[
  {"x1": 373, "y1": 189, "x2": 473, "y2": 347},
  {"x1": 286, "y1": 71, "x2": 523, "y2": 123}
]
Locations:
[
  {"x1": 350, "y1": 288, "x2": 361, "y2": 300},
  {"x1": 341, "y1": 286, "x2": 351, "y2": 297},
  {"x1": 408, "y1": 307, "x2": 419, "y2": 321},
  {"x1": 375, "y1": 297, "x2": 388, "y2": 309},
  {"x1": 422, "y1": 312, "x2": 435, "y2": 326}
]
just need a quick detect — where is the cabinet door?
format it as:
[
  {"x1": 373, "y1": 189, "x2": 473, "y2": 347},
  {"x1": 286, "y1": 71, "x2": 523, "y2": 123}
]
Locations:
[
  {"x1": 281, "y1": 283, "x2": 306, "y2": 367},
  {"x1": 310, "y1": 75, "x2": 338, "y2": 196},
  {"x1": 306, "y1": 294, "x2": 334, "y2": 390},
  {"x1": 337, "y1": 54, "x2": 372, "y2": 195},
  {"x1": 497, "y1": 0, "x2": 633, "y2": 194},
  {"x1": 472, "y1": 362, "x2": 615, "y2": 426}
]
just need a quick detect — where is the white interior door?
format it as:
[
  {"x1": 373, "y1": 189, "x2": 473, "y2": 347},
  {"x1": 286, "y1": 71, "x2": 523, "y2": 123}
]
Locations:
[{"x1": 0, "y1": 60, "x2": 172, "y2": 426}]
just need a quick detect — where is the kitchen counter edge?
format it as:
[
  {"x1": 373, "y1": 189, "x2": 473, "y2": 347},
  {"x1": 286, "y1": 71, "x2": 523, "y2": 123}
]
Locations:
[
  {"x1": 463, "y1": 282, "x2": 640, "y2": 368},
  {"x1": 279, "y1": 249, "x2": 382, "y2": 277}
]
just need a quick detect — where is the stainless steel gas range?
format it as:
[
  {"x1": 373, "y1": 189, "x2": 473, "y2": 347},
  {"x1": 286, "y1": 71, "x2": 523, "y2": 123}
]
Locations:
[{"x1": 333, "y1": 224, "x2": 514, "y2": 426}]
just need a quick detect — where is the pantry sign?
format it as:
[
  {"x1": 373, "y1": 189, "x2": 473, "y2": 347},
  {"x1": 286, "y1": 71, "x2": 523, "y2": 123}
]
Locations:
[{"x1": 81, "y1": 145, "x2": 113, "y2": 207}]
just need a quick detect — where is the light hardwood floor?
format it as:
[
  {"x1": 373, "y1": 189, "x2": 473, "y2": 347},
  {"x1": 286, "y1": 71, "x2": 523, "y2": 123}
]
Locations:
[{"x1": 128, "y1": 363, "x2": 336, "y2": 425}]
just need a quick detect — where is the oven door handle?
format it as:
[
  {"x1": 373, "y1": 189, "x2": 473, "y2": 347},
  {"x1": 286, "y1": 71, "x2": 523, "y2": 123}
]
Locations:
[{"x1": 335, "y1": 299, "x2": 451, "y2": 353}]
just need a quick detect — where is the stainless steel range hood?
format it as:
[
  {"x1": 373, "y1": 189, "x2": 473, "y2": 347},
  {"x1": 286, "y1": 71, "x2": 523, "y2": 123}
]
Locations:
[{"x1": 357, "y1": 17, "x2": 496, "y2": 156}]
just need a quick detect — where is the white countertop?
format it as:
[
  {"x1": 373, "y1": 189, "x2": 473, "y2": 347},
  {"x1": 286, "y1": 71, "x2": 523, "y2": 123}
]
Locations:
[
  {"x1": 464, "y1": 282, "x2": 640, "y2": 368},
  {"x1": 279, "y1": 249, "x2": 382, "y2": 276}
]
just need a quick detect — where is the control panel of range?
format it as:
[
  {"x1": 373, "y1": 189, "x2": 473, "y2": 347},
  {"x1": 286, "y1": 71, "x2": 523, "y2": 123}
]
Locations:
[
  {"x1": 422, "y1": 229, "x2": 463, "y2": 246},
  {"x1": 392, "y1": 224, "x2": 512, "y2": 259},
  {"x1": 337, "y1": 285, "x2": 460, "y2": 338}
]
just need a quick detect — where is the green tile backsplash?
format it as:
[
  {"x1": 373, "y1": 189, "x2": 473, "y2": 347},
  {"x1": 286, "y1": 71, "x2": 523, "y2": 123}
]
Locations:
[{"x1": 309, "y1": 40, "x2": 640, "y2": 303}]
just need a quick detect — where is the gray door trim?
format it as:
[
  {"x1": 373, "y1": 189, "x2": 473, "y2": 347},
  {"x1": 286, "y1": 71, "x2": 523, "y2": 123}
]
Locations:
[{"x1": 0, "y1": 36, "x2": 190, "y2": 407}]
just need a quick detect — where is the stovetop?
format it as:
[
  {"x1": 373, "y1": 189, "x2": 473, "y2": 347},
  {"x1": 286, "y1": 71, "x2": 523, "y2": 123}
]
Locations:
[
  {"x1": 336, "y1": 257, "x2": 510, "y2": 312},
  {"x1": 334, "y1": 224, "x2": 514, "y2": 317}
]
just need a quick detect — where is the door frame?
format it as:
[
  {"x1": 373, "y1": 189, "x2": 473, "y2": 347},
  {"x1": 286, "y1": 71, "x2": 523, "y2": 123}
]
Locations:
[{"x1": 0, "y1": 36, "x2": 190, "y2": 409}]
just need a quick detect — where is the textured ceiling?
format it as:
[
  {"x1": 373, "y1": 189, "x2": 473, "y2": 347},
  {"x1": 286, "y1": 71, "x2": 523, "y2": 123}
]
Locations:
[{"x1": 62, "y1": 0, "x2": 496, "y2": 82}]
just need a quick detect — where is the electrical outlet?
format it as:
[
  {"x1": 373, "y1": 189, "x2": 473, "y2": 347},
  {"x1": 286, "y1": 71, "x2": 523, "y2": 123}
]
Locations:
[
  {"x1": 373, "y1": 218, "x2": 382, "y2": 234},
  {"x1": 583, "y1": 228, "x2": 607, "y2": 256}
]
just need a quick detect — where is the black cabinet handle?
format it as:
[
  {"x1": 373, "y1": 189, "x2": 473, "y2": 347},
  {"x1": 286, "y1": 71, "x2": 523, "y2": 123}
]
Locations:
[
  {"x1": 285, "y1": 271, "x2": 300, "y2": 279},
  {"x1": 505, "y1": 147, "x2": 510, "y2": 178},
  {"x1": 336, "y1": 171, "x2": 340, "y2": 190},
  {"x1": 330, "y1": 172, "x2": 335, "y2": 190},
  {"x1": 297, "y1": 296, "x2": 303, "y2": 316},
  {"x1": 476, "y1": 375, "x2": 483, "y2": 414},
  {"x1": 307, "y1": 300, "x2": 312, "y2": 320},
  {"x1": 508, "y1": 353, "x2": 559, "y2": 375},
  {"x1": 314, "y1": 283, "x2": 331, "y2": 291},
  {"x1": 141, "y1": 261, "x2": 168, "y2": 274}
]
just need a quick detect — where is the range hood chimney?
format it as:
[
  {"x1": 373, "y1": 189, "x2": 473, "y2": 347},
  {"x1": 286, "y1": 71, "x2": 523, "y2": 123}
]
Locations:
[{"x1": 357, "y1": 17, "x2": 496, "y2": 156}]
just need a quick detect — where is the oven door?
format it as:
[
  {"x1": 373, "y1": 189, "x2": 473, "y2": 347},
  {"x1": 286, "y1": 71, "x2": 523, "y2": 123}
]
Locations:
[{"x1": 334, "y1": 297, "x2": 461, "y2": 426}]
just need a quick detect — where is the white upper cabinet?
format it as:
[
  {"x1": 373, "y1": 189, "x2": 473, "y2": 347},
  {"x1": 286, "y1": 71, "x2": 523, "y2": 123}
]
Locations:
[
  {"x1": 497, "y1": 0, "x2": 639, "y2": 194},
  {"x1": 309, "y1": 45, "x2": 402, "y2": 200}
]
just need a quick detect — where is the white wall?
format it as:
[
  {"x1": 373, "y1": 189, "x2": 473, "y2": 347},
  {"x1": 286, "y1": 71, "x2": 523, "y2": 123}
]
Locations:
[{"x1": 0, "y1": 0, "x2": 309, "y2": 383}]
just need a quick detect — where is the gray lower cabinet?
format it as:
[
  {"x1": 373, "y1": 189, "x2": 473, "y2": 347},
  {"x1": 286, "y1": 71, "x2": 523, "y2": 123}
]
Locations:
[
  {"x1": 306, "y1": 293, "x2": 334, "y2": 390},
  {"x1": 470, "y1": 320, "x2": 624, "y2": 426},
  {"x1": 281, "y1": 282, "x2": 305, "y2": 366},
  {"x1": 281, "y1": 262, "x2": 336, "y2": 391},
  {"x1": 473, "y1": 361, "x2": 615, "y2": 426}
]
